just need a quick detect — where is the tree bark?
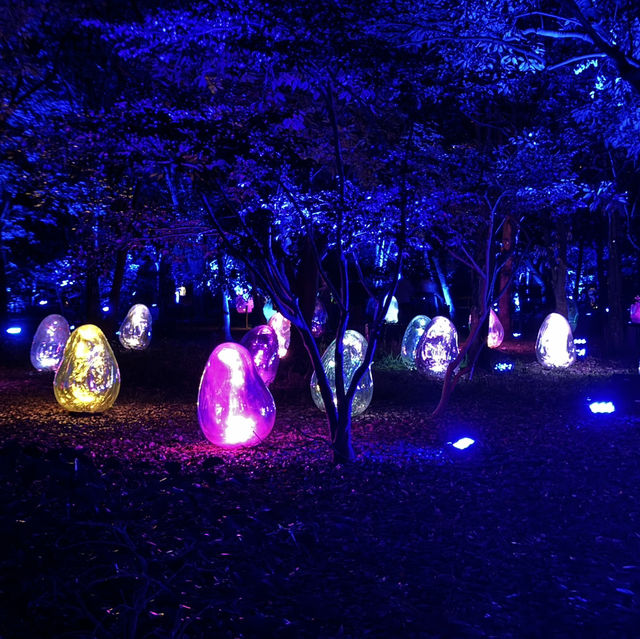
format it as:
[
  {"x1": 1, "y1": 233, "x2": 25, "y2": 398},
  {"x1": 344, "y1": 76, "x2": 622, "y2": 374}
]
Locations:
[
  {"x1": 498, "y1": 216, "x2": 514, "y2": 336},
  {"x1": 606, "y1": 206, "x2": 624, "y2": 355}
]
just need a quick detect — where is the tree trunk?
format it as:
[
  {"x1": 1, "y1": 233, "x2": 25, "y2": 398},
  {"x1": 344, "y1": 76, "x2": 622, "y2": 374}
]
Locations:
[
  {"x1": 498, "y1": 216, "x2": 513, "y2": 337},
  {"x1": 332, "y1": 404, "x2": 355, "y2": 464},
  {"x1": 551, "y1": 224, "x2": 568, "y2": 318},
  {"x1": 0, "y1": 248, "x2": 8, "y2": 322},
  {"x1": 85, "y1": 266, "x2": 101, "y2": 325},
  {"x1": 221, "y1": 290, "x2": 231, "y2": 342},
  {"x1": 108, "y1": 248, "x2": 128, "y2": 330},
  {"x1": 606, "y1": 206, "x2": 624, "y2": 355}
]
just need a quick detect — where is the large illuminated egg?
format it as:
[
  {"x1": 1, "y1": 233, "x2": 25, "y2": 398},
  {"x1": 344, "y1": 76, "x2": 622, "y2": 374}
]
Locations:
[
  {"x1": 30, "y1": 314, "x2": 70, "y2": 371},
  {"x1": 54, "y1": 324, "x2": 121, "y2": 413},
  {"x1": 268, "y1": 312, "x2": 291, "y2": 358},
  {"x1": 118, "y1": 304, "x2": 152, "y2": 350},
  {"x1": 311, "y1": 299, "x2": 328, "y2": 337},
  {"x1": 400, "y1": 315, "x2": 430, "y2": 369},
  {"x1": 240, "y1": 324, "x2": 280, "y2": 386},
  {"x1": 416, "y1": 316, "x2": 459, "y2": 376},
  {"x1": 310, "y1": 330, "x2": 373, "y2": 416},
  {"x1": 535, "y1": 312, "x2": 576, "y2": 369},
  {"x1": 384, "y1": 295, "x2": 399, "y2": 324},
  {"x1": 197, "y1": 342, "x2": 276, "y2": 448},
  {"x1": 631, "y1": 299, "x2": 640, "y2": 324},
  {"x1": 487, "y1": 309, "x2": 504, "y2": 349}
]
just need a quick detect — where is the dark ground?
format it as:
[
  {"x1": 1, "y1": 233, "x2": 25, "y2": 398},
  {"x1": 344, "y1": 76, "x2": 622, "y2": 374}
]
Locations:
[{"x1": 1, "y1": 335, "x2": 640, "y2": 638}]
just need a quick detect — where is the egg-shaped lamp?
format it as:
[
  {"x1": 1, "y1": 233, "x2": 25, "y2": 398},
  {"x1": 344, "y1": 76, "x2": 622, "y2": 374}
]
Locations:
[
  {"x1": 197, "y1": 342, "x2": 276, "y2": 448},
  {"x1": 416, "y1": 316, "x2": 459, "y2": 376},
  {"x1": 240, "y1": 324, "x2": 280, "y2": 386},
  {"x1": 30, "y1": 314, "x2": 70, "y2": 371},
  {"x1": 310, "y1": 330, "x2": 373, "y2": 416},
  {"x1": 53, "y1": 324, "x2": 121, "y2": 412},
  {"x1": 535, "y1": 312, "x2": 576, "y2": 369},
  {"x1": 400, "y1": 315, "x2": 430, "y2": 369},
  {"x1": 118, "y1": 304, "x2": 152, "y2": 350},
  {"x1": 487, "y1": 309, "x2": 504, "y2": 349},
  {"x1": 268, "y1": 312, "x2": 291, "y2": 358}
]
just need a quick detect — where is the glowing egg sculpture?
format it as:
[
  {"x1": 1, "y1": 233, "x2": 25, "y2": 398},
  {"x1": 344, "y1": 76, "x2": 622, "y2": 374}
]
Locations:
[
  {"x1": 311, "y1": 299, "x2": 328, "y2": 337},
  {"x1": 235, "y1": 294, "x2": 254, "y2": 314},
  {"x1": 118, "y1": 304, "x2": 152, "y2": 350},
  {"x1": 631, "y1": 298, "x2": 640, "y2": 324},
  {"x1": 535, "y1": 312, "x2": 577, "y2": 369},
  {"x1": 53, "y1": 324, "x2": 121, "y2": 412},
  {"x1": 197, "y1": 342, "x2": 276, "y2": 448},
  {"x1": 240, "y1": 324, "x2": 280, "y2": 386},
  {"x1": 30, "y1": 314, "x2": 70, "y2": 371},
  {"x1": 310, "y1": 330, "x2": 373, "y2": 416},
  {"x1": 384, "y1": 296, "x2": 399, "y2": 324},
  {"x1": 400, "y1": 315, "x2": 431, "y2": 369},
  {"x1": 262, "y1": 298, "x2": 276, "y2": 322},
  {"x1": 487, "y1": 309, "x2": 504, "y2": 349},
  {"x1": 268, "y1": 312, "x2": 291, "y2": 358},
  {"x1": 416, "y1": 316, "x2": 459, "y2": 376}
]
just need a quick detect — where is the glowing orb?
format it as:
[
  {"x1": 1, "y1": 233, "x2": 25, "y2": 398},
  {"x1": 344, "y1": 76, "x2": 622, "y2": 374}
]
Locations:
[
  {"x1": 416, "y1": 316, "x2": 459, "y2": 376},
  {"x1": 631, "y1": 300, "x2": 640, "y2": 324},
  {"x1": 118, "y1": 304, "x2": 152, "y2": 350},
  {"x1": 588, "y1": 401, "x2": 615, "y2": 414},
  {"x1": 240, "y1": 324, "x2": 280, "y2": 386},
  {"x1": 197, "y1": 342, "x2": 276, "y2": 448},
  {"x1": 535, "y1": 312, "x2": 576, "y2": 369},
  {"x1": 400, "y1": 315, "x2": 431, "y2": 369},
  {"x1": 268, "y1": 312, "x2": 291, "y2": 358},
  {"x1": 311, "y1": 299, "x2": 328, "y2": 338},
  {"x1": 30, "y1": 314, "x2": 70, "y2": 371},
  {"x1": 384, "y1": 296, "x2": 399, "y2": 324},
  {"x1": 236, "y1": 295, "x2": 254, "y2": 314},
  {"x1": 53, "y1": 324, "x2": 121, "y2": 413},
  {"x1": 310, "y1": 330, "x2": 373, "y2": 416},
  {"x1": 487, "y1": 309, "x2": 504, "y2": 349},
  {"x1": 451, "y1": 437, "x2": 475, "y2": 450}
]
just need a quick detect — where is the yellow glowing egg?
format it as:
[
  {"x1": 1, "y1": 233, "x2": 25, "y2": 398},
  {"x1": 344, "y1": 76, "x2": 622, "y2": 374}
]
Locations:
[{"x1": 53, "y1": 324, "x2": 121, "y2": 412}]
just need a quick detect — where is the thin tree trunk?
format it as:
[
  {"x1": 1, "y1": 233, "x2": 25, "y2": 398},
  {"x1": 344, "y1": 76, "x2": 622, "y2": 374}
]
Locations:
[
  {"x1": 108, "y1": 248, "x2": 128, "y2": 327},
  {"x1": 0, "y1": 248, "x2": 7, "y2": 322},
  {"x1": 607, "y1": 206, "x2": 624, "y2": 355},
  {"x1": 498, "y1": 216, "x2": 513, "y2": 337}
]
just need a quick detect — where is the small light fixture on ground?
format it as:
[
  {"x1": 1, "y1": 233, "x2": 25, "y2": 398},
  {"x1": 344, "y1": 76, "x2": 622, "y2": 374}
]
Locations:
[
  {"x1": 574, "y1": 337, "x2": 587, "y2": 359},
  {"x1": 588, "y1": 401, "x2": 615, "y2": 414},
  {"x1": 493, "y1": 361, "x2": 514, "y2": 373},
  {"x1": 6, "y1": 326, "x2": 22, "y2": 335},
  {"x1": 450, "y1": 437, "x2": 475, "y2": 450}
]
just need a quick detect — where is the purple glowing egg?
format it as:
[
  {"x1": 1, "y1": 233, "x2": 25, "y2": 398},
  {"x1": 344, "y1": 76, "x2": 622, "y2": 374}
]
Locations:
[
  {"x1": 487, "y1": 309, "x2": 504, "y2": 349},
  {"x1": 268, "y1": 312, "x2": 291, "y2": 358},
  {"x1": 197, "y1": 342, "x2": 276, "y2": 448},
  {"x1": 240, "y1": 324, "x2": 280, "y2": 386}
]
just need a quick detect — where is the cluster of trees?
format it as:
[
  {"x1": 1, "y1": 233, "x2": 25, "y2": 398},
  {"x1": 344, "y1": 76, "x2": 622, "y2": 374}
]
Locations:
[{"x1": 2, "y1": 0, "x2": 639, "y2": 460}]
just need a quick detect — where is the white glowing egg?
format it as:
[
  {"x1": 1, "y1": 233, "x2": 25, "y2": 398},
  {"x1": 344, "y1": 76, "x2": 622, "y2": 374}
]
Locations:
[
  {"x1": 118, "y1": 304, "x2": 152, "y2": 350},
  {"x1": 416, "y1": 316, "x2": 458, "y2": 376},
  {"x1": 30, "y1": 314, "x2": 70, "y2": 371},
  {"x1": 535, "y1": 312, "x2": 576, "y2": 369},
  {"x1": 400, "y1": 315, "x2": 430, "y2": 369}
]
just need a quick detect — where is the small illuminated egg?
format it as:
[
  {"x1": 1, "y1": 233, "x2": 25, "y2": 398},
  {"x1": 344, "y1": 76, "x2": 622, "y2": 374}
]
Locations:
[
  {"x1": 240, "y1": 324, "x2": 280, "y2": 386},
  {"x1": 197, "y1": 342, "x2": 276, "y2": 448},
  {"x1": 30, "y1": 314, "x2": 70, "y2": 371},
  {"x1": 118, "y1": 304, "x2": 152, "y2": 350},
  {"x1": 384, "y1": 296, "x2": 399, "y2": 324},
  {"x1": 535, "y1": 312, "x2": 576, "y2": 369},
  {"x1": 268, "y1": 312, "x2": 291, "y2": 358},
  {"x1": 487, "y1": 309, "x2": 504, "y2": 349},
  {"x1": 311, "y1": 299, "x2": 328, "y2": 337},
  {"x1": 54, "y1": 324, "x2": 121, "y2": 413},
  {"x1": 400, "y1": 315, "x2": 430, "y2": 369},
  {"x1": 262, "y1": 298, "x2": 276, "y2": 322},
  {"x1": 310, "y1": 330, "x2": 373, "y2": 416},
  {"x1": 416, "y1": 316, "x2": 459, "y2": 376},
  {"x1": 236, "y1": 295, "x2": 254, "y2": 314}
]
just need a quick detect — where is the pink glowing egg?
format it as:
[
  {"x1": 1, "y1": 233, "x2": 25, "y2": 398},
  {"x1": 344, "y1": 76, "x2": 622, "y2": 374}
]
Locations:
[
  {"x1": 197, "y1": 342, "x2": 276, "y2": 448},
  {"x1": 487, "y1": 309, "x2": 504, "y2": 349},
  {"x1": 631, "y1": 300, "x2": 640, "y2": 324},
  {"x1": 268, "y1": 312, "x2": 291, "y2": 358},
  {"x1": 30, "y1": 314, "x2": 70, "y2": 371},
  {"x1": 235, "y1": 295, "x2": 254, "y2": 314},
  {"x1": 240, "y1": 324, "x2": 280, "y2": 386}
]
